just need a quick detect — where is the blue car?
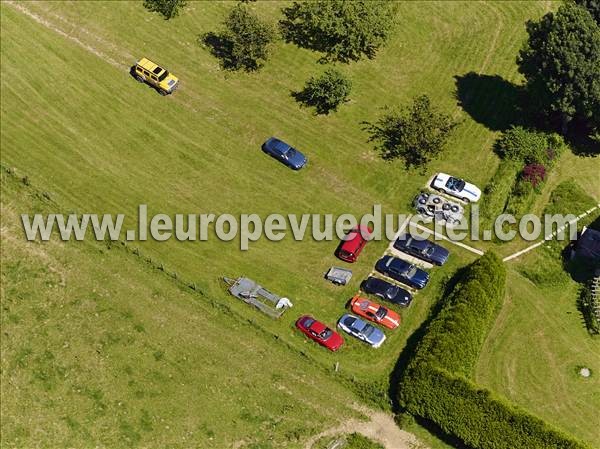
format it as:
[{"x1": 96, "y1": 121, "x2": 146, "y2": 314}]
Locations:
[
  {"x1": 262, "y1": 137, "x2": 307, "y2": 170},
  {"x1": 361, "y1": 276, "x2": 413, "y2": 307},
  {"x1": 393, "y1": 233, "x2": 450, "y2": 266},
  {"x1": 375, "y1": 255, "x2": 430, "y2": 290},
  {"x1": 337, "y1": 314, "x2": 386, "y2": 348}
]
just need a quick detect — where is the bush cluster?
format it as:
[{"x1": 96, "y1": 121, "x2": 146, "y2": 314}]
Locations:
[
  {"x1": 364, "y1": 95, "x2": 458, "y2": 168},
  {"x1": 143, "y1": 0, "x2": 186, "y2": 20},
  {"x1": 579, "y1": 280, "x2": 600, "y2": 334},
  {"x1": 294, "y1": 69, "x2": 352, "y2": 114},
  {"x1": 398, "y1": 253, "x2": 591, "y2": 449},
  {"x1": 490, "y1": 126, "x2": 567, "y2": 216},
  {"x1": 495, "y1": 125, "x2": 565, "y2": 166},
  {"x1": 222, "y1": 5, "x2": 276, "y2": 72},
  {"x1": 480, "y1": 160, "x2": 521, "y2": 229}
]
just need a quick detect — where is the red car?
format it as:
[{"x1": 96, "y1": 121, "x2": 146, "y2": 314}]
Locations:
[
  {"x1": 349, "y1": 295, "x2": 400, "y2": 330},
  {"x1": 296, "y1": 315, "x2": 344, "y2": 351},
  {"x1": 336, "y1": 225, "x2": 372, "y2": 263}
]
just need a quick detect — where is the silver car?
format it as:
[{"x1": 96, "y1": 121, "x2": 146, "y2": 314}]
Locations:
[{"x1": 337, "y1": 314, "x2": 386, "y2": 348}]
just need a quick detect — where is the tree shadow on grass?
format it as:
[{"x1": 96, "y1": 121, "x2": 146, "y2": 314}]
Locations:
[
  {"x1": 456, "y1": 72, "x2": 600, "y2": 155},
  {"x1": 199, "y1": 32, "x2": 235, "y2": 71},
  {"x1": 564, "y1": 120, "x2": 600, "y2": 156},
  {"x1": 290, "y1": 89, "x2": 334, "y2": 115},
  {"x1": 455, "y1": 72, "x2": 525, "y2": 131}
]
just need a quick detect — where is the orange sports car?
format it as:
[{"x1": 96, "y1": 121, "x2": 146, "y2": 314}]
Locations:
[{"x1": 349, "y1": 295, "x2": 400, "y2": 329}]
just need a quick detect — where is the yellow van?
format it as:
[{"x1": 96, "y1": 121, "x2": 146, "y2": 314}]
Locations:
[{"x1": 133, "y1": 58, "x2": 179, "y2": 95}]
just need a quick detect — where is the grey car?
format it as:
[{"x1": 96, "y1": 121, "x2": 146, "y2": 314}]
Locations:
[{"x1": 337, "y1": 314, "x2": 386, "y2": 348}]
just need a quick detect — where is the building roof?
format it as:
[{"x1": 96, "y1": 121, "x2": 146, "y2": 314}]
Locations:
[{"x1": 576, "y1": 227, "x2": 600, "y2": 261}]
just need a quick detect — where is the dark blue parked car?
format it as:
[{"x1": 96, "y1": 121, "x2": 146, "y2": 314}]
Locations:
[
  {"x1": 393, "y1": 233, "x2": 450, "y2": 266},
  {"x1": 262, "y1": 137, "x2": 307, "y2": 170},
  {"x1": 375, "y1": 256, "x2": 430, "y2": 290},
  {"x1": 361, "y1": 276, "x2": 413, "y2": 307}
]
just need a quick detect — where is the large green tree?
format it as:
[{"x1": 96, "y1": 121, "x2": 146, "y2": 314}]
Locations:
[
  {"x1": 575, "y1": 0, "x2": 600, "y2": 24},
  {"x1": 364, "y1": 95, "x2": 457, "y2": 168},
  {"x1": 517, "y1": 2, "x2": 600, "y2": 134},
  {"x1": 279, "y1": 1, "x2": 396, "y2": 63},
  {"x1": 143, "y1": 0, "x2": 186, "y2": 20},
  {"x1": 205, "y1": 5, "x2": 275, "y2": 72},
  {"x1": 223, "y1": 5, "x2": 275, "y2": 71},
  {"x1": 294, "y1": 69, "x2": 352, "y2": 114}
]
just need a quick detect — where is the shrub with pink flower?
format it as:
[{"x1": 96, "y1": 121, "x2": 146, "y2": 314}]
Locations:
[{"x1": 521, "y1": 163, "x2": 546, "y2": 189}]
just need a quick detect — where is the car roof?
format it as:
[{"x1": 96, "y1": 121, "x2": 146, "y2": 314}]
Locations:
[
  {"x1": 137, "y1": 57, "x2": 165, "y2": 75},
  {"x1": 309, "y1": 319, "x2": 325, "y2": 332},
  {"x1": 366, "y1": 276, "x2": 392, "y2": 289},
  {"x1": 268, "y1": 137, "x2": 289, "y2": 149},
  {"x1": 351, "y1": 317, "x2": 367, "y2": 332},
  {"x1": 340, "y1": 226, "x2": 370, "y2": 253},
  {"x1": 409, "y1": 238, "x2": 430, "y2": 250},
  {"x1": 388, "y1": 256, "x2": 410, "y2": 268}
]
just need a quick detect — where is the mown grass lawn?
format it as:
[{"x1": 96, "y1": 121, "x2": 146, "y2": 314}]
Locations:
[
  {"x1": 1, "y1": 1, "x2": 599, "y2": 448},
  {"x1": 476, "y1": 258, "x2": 600, "y2": 445}
]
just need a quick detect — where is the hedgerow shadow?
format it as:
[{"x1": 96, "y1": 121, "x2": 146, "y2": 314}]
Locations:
[
  {"x1": 388, "y1": 266, "x2": 473, "y2": 448},
  {"x1": 388, "y1": 266, "x2": 469, "y2": 411}
]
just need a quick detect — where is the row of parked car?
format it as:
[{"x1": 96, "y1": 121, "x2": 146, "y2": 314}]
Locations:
[
  {"x1": 258, "y1": 136, "x2": 482, "y2": 352},
  {"x1": 296, "y1": 225, "x2": 452, "y2": 351}
]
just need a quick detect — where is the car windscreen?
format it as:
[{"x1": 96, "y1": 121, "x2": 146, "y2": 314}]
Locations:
[
  {"x1": 158, "y1": 70, "x2": 169, "y2": 82},
  {"x1": 447, "y1": 177, "x2": 465, "y2": 191},
  {"x1": 385, "y1": 286, "x2": 397, "y2": 298},
  {"x1": 406, "y1": 265, "x2": 418, "y2": 277},
  {"x1": 320, "y1": 328, "x2": 332, "y2": 339},
  {"x1": 375, "y1": 307, "x2": 387, "y2": 319},
  {"x1": 285, "y1": 147, "x2": 296, "y2": 158}
]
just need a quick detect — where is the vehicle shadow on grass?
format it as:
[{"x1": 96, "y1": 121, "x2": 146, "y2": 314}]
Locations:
[
  {"x1": 454, "y1": 72, "x2": 524, "y2": 132},
  {"x1": 387, "y1": 266, "x2": 473, "y2": 449},
  {"x1": 127, "y1": 66, "x2": 164, "y2": 96}
]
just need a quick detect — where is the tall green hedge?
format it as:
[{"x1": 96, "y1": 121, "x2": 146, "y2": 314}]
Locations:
[
  {"x1": 402, "y1": 365, "x2": 589, "y2": 449},
  {"x1": 406, "y1": 252, "x2": 506, "y2": 376},
  {"x1": 398, "y1": 253, "x2": 590, "y2": 449},
  {"x1": 480, "y1": 160, "x2": 521, "y2": 230}
]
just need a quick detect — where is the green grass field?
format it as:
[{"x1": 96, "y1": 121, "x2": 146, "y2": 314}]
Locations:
[
  {"x1": 1, "y1": 1, "x2": 599, "y2": 448},
  {"x1": 477, "y1": 258, "x2": 600, "y2": 444},
  {"x1": 1, "y1": 174, "x2": 364, "y2": 449}
]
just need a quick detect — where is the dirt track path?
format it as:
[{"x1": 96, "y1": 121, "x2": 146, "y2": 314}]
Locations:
[
  {"x1": 4, "y1": 1, "x2": 127, "y2": 70},
  {"x1": 304, "y1": 406, "x2": 425, "y2": 449}
]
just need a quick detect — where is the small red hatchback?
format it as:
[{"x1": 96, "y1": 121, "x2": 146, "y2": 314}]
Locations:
[
  {"x1": 296, "y1": 315, "x2": 344, "y2": 352},
  {"x1": 336, "y1": 226, "x2": 372, "y2": 263}
]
